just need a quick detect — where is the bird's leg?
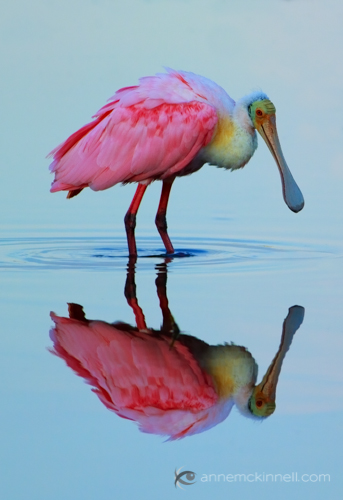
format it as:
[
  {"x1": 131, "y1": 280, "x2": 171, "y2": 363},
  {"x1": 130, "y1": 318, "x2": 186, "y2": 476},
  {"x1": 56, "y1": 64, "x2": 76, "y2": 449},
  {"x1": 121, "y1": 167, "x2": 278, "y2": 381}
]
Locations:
[
  {"x1": 155, "y1": 269, "x2": 171, "y2": 331},
  {"x1": 155, "y1": 178, "x2": 175, "y2": 254},
  {"x1": 124, "y1": 183, "x2": 148, "y2": 257},
  {"x1": 155, "y1": 267, "x2": 180, "y2": 345},
  {"x1": 124, "y1": 260, "x2": 147, "y2": 330}
]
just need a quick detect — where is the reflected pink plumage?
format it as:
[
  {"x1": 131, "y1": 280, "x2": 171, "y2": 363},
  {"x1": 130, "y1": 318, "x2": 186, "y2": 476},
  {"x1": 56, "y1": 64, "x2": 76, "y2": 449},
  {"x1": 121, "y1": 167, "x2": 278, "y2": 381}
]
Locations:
[
  {"x1": 49, "y1": 70, "x2": 226, "y2": 192},
  {"x1": 49, "y1": 313, "x2": 233, "y2": 440}
]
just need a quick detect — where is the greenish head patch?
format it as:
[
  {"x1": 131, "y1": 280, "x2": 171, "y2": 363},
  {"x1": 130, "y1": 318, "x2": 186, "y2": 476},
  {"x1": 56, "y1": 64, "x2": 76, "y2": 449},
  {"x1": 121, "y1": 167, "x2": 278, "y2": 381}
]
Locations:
[
  {"x1": 248, "y1": 99, "x2": 276, "y2": 127},
  {"x1": 248, "y1": 391, "x2": 276, "y2": 418}
]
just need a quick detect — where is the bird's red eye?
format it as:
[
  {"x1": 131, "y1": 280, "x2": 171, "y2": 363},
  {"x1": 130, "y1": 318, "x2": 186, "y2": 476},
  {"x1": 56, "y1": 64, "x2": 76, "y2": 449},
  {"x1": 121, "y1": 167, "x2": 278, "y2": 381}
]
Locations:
[
  {"x1": 256, "y1": 109, "x2": 263, "y2": 117},
  {"x1": 256, "y1": 400, "x2": 263, "y2": 408}
]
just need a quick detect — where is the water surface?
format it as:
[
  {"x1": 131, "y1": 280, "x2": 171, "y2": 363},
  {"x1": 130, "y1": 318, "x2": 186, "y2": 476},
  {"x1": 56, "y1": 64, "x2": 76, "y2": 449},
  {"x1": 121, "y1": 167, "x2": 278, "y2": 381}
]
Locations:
[{"x1": 1, "y1": 229, "x2": 342, "y2": 500}]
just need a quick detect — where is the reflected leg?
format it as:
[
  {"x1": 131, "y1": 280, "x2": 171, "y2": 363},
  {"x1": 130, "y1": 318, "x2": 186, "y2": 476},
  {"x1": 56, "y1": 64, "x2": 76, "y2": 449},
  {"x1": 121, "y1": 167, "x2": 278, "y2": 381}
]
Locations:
[
  {"x1": 124, "y1": 183, "x2": 148, "y2": 257},
  {"x1": 124, "y1": 261, "x2": 147, "y2": 330},
  {"x1": 155, "y1": 178, "x2": 175, "y2": 254},
  {"x1": 155, "y1": 267, "x2": 180, "y2": 345}
]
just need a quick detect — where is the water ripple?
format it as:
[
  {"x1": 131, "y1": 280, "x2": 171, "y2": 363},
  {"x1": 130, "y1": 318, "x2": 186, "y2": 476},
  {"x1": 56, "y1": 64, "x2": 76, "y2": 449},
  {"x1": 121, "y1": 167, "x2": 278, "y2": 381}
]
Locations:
[{"x1": 0, "y1": 235, "x2": 337, "y2": 273}]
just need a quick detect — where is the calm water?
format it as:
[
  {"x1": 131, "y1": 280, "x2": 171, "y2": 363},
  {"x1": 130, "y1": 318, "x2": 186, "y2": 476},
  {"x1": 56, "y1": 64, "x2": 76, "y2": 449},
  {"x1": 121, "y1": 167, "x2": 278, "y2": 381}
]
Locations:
[{"x1": 1, "y1": 229, "x2": 342, "y2": 499}]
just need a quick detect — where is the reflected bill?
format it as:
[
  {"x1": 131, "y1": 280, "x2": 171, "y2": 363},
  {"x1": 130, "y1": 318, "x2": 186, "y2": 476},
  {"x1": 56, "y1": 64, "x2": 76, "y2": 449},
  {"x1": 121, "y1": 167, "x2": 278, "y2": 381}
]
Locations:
[{"x1": 49, "y1": 266, "x2": 304, "y2": 440}]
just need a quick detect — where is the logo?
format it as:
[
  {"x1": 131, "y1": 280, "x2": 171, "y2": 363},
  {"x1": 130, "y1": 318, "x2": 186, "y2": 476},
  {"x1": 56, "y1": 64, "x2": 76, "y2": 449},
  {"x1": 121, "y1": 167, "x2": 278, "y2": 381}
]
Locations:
[{"x1": 175, "y1": 467, "x2": 196, "y2": 489}]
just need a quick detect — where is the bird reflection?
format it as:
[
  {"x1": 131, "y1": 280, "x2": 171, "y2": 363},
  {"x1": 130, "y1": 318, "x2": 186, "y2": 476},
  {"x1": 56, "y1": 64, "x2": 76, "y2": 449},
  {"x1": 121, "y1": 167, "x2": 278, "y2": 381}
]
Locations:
[{"x1": 49, "y1": 264, "x2": 304, "y2": 440}]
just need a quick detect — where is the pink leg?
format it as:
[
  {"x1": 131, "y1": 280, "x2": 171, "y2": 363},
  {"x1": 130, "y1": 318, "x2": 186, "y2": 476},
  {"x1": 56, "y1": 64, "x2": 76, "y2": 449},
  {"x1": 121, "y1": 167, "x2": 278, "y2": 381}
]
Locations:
[
  {"x1": 155, "y1": 179, "x2": 175, "y2": 254},
  {"x1": 155, "y1": 269, "x2": 172, "y2": 330},
  {"x1": 124, "y1": 261, "x2": 147, "y2": 330},
  {"x1": 124, "y1": 183, "x2": 148, "y2": 257},
  {"x1": 155, "y1": 268, "x2": 180, "y2": 345}
]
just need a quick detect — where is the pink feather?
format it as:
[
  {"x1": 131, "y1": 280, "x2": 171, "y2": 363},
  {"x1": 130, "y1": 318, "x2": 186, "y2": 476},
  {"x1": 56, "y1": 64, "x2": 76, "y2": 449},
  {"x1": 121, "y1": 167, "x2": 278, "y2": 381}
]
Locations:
[
  {"x1": 48, "y1": 71, "x2": 223, "y2": 192},
  {"x1": 49, "y1": 312, "x2": 235, "y2": 440}
]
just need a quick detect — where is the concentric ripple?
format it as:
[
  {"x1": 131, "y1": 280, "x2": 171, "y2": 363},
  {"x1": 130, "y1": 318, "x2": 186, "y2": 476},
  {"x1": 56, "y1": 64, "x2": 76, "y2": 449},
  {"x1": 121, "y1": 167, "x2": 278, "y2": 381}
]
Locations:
[{"x1": 0, "y1": 235, "x2": 337, "y2": 273}]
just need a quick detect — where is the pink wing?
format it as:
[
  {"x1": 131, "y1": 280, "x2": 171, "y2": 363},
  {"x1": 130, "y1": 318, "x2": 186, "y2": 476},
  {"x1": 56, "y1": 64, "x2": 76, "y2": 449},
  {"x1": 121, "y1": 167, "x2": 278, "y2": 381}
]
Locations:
[
  {"x1": 49, "y1": 72, "x2": 219, "y2": 192},
  {"x1": 49, "y1": 312, "x2": 225, "y2": 439},
  {"x1": 49, "y1": 313, "x2": 218, "y2": 413}
]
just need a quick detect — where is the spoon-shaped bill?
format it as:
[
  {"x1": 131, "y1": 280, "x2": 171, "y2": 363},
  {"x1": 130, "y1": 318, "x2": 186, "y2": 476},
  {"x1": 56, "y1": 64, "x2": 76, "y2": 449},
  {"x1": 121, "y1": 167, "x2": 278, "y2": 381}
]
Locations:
[
  {"x1": 257, "y1": 116, "x2": 304, "y2": 213},
  {"x1": 249, "y1": 305, "x2": 305, "y2": 417}
]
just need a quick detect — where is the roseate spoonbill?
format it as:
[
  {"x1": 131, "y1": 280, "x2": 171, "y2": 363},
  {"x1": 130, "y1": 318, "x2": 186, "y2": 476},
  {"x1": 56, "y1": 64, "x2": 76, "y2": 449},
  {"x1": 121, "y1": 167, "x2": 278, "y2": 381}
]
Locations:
[
  {"x1": 49, "y1": 268, "x2": 304, "y2": 439},
  {"x1": 48, "y1": 69, "x2": 304, "y2": 257}
]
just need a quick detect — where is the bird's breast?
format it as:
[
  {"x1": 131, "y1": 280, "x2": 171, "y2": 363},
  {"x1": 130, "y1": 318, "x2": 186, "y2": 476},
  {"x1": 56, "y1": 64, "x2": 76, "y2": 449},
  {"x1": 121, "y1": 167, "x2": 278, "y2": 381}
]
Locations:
[{"x1": 202, "y1": 115, "x2": 257, "y2": 171}]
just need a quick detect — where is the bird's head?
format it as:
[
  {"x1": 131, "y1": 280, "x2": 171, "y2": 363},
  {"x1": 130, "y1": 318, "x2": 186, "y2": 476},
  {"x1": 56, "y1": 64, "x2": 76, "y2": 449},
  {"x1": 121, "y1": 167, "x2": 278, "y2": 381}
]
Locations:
[
  {"x1": 248, "y1": 386, "x2": 276, "y2": 418},
  {"x1": 246, "y1": 305, "x2": 305, "y2": 419},
  {"x1": 247, "y1": 95, "x2": 304, "y2": 213},
  {"x1": 248, "y1": 98, "x2": 276, "y2": 129}
]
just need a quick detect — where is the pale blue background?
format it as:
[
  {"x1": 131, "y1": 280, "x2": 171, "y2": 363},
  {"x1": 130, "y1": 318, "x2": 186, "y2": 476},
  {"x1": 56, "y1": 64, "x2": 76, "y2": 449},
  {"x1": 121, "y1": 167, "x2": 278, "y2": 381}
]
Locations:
[{"x1": 1, "y1": 1, "x2": 343, "y2": 499}]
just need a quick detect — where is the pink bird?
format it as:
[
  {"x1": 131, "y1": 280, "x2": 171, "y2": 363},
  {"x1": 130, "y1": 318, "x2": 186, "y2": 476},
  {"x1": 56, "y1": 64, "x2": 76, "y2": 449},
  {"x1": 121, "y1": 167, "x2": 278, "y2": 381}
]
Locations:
[
  {"x1": 49, "y1": 271, "x2": 304, "y2": 440},
  {"x1": 49, "y1": 69, "x2": 304, "y2": 256}
]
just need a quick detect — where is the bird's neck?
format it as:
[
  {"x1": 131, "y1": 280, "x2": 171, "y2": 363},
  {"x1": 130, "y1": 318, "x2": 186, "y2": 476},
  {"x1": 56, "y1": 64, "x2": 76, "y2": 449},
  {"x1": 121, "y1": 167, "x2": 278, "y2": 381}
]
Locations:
[
  {"x1": 201, "y1": 345, "x2": 257, "y2": 400},
  {"x1": 202, "y1": 108, "x2": 258, "y2": 171}
]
